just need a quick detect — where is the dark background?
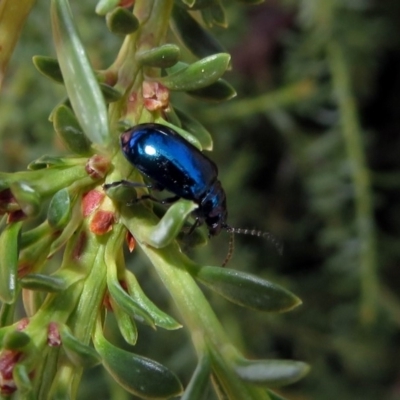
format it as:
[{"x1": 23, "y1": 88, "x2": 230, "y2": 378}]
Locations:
[{"x1": 2, "y1": 1, "x2": 400, "y2": 399}]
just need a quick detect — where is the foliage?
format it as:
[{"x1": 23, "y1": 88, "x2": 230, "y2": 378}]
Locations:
[
  {"x1": 0, "y1": 0, "x2": 309, "y2": 399},
  {"x1": 2, "y1": 0, "x2": 400, "y2": 399}
]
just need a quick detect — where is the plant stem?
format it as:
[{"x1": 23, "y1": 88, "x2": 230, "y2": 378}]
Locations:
[
  {"x1": 328, "y1": 41, "x2": 378, "y2": 323},
  {"x1": 139, "y1": 243, "x2": 270, "y2": 400},
  {"x1": 200, "y1": 79, "x2": 316, "y2": 123},
  {"x1": 108, "y1": 0, "x2": 174, "y2": 128}
]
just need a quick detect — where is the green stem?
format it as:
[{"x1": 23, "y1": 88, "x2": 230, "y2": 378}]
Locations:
[
  {"x1": 200, "y1": 80, "x2": 316, "y2": 123},
  {"x1": 66, "y1": 229, "x2": 111, "y2": 396},
  {"x1": 138, "y1": 242, "x2": 270, "y2": 400},
  {"x1": 328, "y1": 41, "x2": 378, "y2": 323},
  {"x1": 21, "y1": 222, "x2": 111, "y2": 398},
  {"x1": 120, "y1": 201, "x2": 270, "y2": 397},
  {"x1": 108, "y1": 0, "x2": 174, "y2": 128}
]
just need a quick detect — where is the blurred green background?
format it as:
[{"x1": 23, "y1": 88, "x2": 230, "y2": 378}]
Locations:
[{"x1": 2, "y1": 1, "x2": 400, "y2": 399}]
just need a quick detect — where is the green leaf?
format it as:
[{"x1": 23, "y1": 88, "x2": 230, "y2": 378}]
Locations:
[
  {"x1": 27, "y1": 155, "x2": 81, "y2": 170},
  {"x1": 125, "y1": 270, "x2": 182, "y2": 330},
  {"x1": 104, "y1": 181, "x2": 137, "y2": 204},
  {"x1": 23, "y1": 290, "x2": 45, "y2": 320},
  {"x1": 53, "y1": 105, "x2": 92, "y2": 156},
  {"x1": 48, "y1": 98, "x2": 72, "y2": 122},
  {"x1": 94, "y1": 330, "x2": 183, "y2": 398},
  {"x1": 99, "y1": 83, "x2": 123, "y2": 103},
  {"x1": 201, "y1": 2, "x2": 227, "y2": 28},
  {"x1": 174, "y1": 108, "x2": 213, "y2": 150},
  {"x1": 20, "y1": 222, "x2": 51, "y2": 248},
  {"x1": 47, "y1": 188, "x2": 72, "y2": 230},
  {"x1": 181, "y1": 354, "x2": 211, "y2": 400},
  {"x1": 234, "y1": 358, "x2": 310, "y2": 387},
  {"x1": 171, "y1": 5, "x2": 225, "y2": 58},
  {"x1": 267, "y1": 390, "x2": 290, "y2": 400},
  {"x1": 143, "y1": 200, "x2": 198, "y2": 248},
  {"x1": 60, "y1": 325, "x2": 101, "y2": 368},
  {"x1": 187, "y1": 78, "x2": 236, "y2": 102},
  {"x1": 158, "y1": 53, "x2": 231, "y2": 91},
  {"x1": 48, "y1": 204, "x2": 82, "y2": 257},
  {"x1": 107, "y1": 276, "x2": 156, "y2": 328},
  {"x1": 155, "y1": 118, "x2": 203, "y2": 150},
  {"x1": 110, "y1": 297, "x2": 138, "y2": 346},
  {"x1": 20, "y1": 274, "x2": 67, "y2": 292},
  {"x1": 3, "y1": 330, "x2": 30, "y2": 350},
  {"x1": 0, "y1": 302, "x2": 16, "y2": 328},
  {"x1": 18, "y1": 235, "x2": 55, "y2": 284},
  {"x1": 177, "y1": 0, "x2": 215, "y2": 9},
  {"x1": 180, "y1": 0, "x2": 196, "y2": 7},
  {"x1": 163, "y1": 105, "x2": 182, "y2": 128},
  {"x1": 0, "y1": 221, "x2": 22, "y2": 304},
  {"x1": 177, "y1": 225, "x2": 208, "y2": 248},
  {"x1": 136, "y1": 44, "x2": 181, "y2": 68},
  {"x1": 190, "y1": 265, "x2": 302, "y2": 312},
  {"x1": 13, "y1": 364, "x2": 32, "y2": 393},
  {"x1": 106, "y1": 7, "x2": 139, "y2": 35},
  {"x1": 51, "y1": 0, "x2": 109, "y2": 146},
  {"x1": 32, "y1": 55, "x2": 63, "y2": 83},
  {"x1": 48, "y1": 377, "x2": 72, "y2": 400},
  {"x1": 165, "y1": 60, "x2": 188, "y2": 75},
  {"x1": 9, "y1": 181, "x2": 41, "y2": 217},
  {"x1": 95, "y1": 0, "x2": 120, "y2": 16}
]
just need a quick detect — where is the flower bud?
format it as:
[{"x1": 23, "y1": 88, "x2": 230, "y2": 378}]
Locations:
[{"x1": 85, "y1": 155, "x2": 111, "y2": 180}]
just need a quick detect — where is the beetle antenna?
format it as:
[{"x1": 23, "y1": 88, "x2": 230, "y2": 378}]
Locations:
[
  {"x1": 221, "y1": 230, "x2": 235, "y2": 267},
  {"x1": 225, "y1": 226, "x2": 283, "y2": 256}
]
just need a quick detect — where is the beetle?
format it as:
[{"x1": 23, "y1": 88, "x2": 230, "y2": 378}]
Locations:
[
  {"x1": 119, "y1": 123, "x2": 227, "y2": 236},
  {"x1": 106, "y1": 123, "x2": 281, "y2": 264}
]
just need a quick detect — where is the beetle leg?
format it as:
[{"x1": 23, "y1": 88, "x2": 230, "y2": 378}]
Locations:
[{"x1": 187, "y1": 218, "x2": 202, "y2": 235}]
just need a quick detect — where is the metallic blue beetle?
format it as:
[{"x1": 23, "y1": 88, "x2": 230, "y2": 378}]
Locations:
[
  {"x1": 119, "y1": 123, "x2": 228, "y2": 236},
  {"x1": 106, "y1": 123, "x2": 281, "y2": 263}
]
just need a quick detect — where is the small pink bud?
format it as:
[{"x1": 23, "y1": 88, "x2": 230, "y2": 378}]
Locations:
[
  {"x1": 126, "y1": 231, "x2": 136, "y2": 252},
  {"x1": 85, "y1": 155, "x2": 110, "y2": 180},
  {"x1": 16, "y1": 319, "x2": 29, "y2": 331},
  {"x1": 0, "y1": 350, "x2": 21, "y2": 395},
  {"x1": 90, "y1": 211, "x2": 115, "y2": 235},
  {"x1": 142, "y1": 81, "x2": 169, "y2": 111},
  {"x1": 47, "y1": 322, "x2": 61, "y2": 347},
  {"x1": 82, "y1": 190, "x2": 105, "y2": 217}
]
